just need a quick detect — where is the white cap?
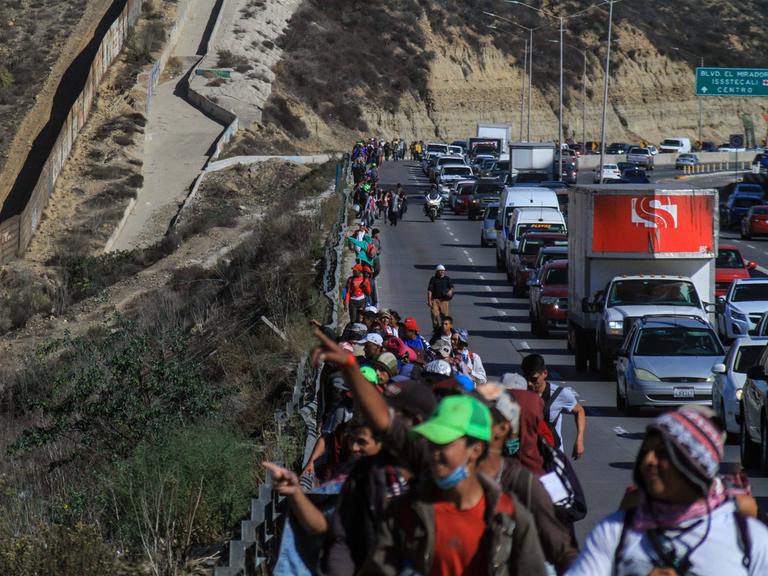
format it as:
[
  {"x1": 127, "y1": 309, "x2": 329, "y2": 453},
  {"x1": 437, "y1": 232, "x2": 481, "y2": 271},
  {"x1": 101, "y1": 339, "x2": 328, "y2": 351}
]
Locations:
[
  {"x1": 358, "y1": 333, "x2": 384, "y2": 346},
  {"x1": 435, "y1": 264, "x2": 446, "y2": 271},
  {"x1": 500, "y1": 372, "x2": 528, "y2": 390},
  {"x1": 364, "y1": 305, "x2": 379, "y2": 314}
]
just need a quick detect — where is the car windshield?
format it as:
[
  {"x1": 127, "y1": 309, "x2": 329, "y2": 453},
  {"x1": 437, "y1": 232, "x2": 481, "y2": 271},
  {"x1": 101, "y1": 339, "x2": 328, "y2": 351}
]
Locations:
[
  {"x1": 428, "y1": 145, "x2": 448, "y2": 154},
  {"x1": 538, "y1": 251, "x2": 567, "y2": 267},
  {"x1": 734, "y1": 345, "x2": 764, "y2": 374},
  {"x1": 457, "y1": 184, "x2": 474, "y2": 195},
  {"x1": 494, "y1": 161, "x2": 509, "y2": 171},
  {"x1": 484, "y1": 207, "x2": 499, "y2": 219},
  {"x1": 732, "y1": 283, "x2": 768, "y2": 302},
  {"x1": 734, "y1": 197, "x2": 762, "y2": 208},
  {"x1": 475, "y1": 183, "x2": 504, "y2": 195},
  {"x1": 444, "y1": 166, "x2": 471, "y2": 175},
  {"x1": 521, "y1": 238, "x2": 565, "y2": 256},
  {"x1": 635, "y1": 326, "x2": 722, "y2": 357},
  {"x1": 603, "y1": 164, "x2": 618, "y2": 170},
  {"x1": 516, "y1": 223, "x2": 566, "y2": 238},
  {"x1": 607, "y1": 279, "x2": 701, "y2": 307},
  {"x1": 662, "y1": 139, "x2": 682, "y2": 146},
  {"x1": 545, "y1": 268, "x2": 568, "y2": 285},
  {"x1": 738, "y1": 185, "x2": 763, "y2": 195},
  {"x1": 716, "y1": 249, "x2": 744, "y2": 269},
  {"x1": 752, "y1": 207, "x2": 768, "y2": 215},
  {"x1": 629, "y1": 148, "x2": 648, "y2": 154}
]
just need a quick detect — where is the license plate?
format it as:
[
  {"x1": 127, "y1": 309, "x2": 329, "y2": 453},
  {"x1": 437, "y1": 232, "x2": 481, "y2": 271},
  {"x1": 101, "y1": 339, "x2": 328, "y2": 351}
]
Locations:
[{"x1": 673, "y1": 388, "x2": 695, "y2": 399}]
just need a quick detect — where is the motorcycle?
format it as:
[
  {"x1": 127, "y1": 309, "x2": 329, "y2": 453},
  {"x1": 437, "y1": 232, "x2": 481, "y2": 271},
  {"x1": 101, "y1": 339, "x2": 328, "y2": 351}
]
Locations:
[{"x1": 424, "y1": 194, "x2": 443, "y2": 222}]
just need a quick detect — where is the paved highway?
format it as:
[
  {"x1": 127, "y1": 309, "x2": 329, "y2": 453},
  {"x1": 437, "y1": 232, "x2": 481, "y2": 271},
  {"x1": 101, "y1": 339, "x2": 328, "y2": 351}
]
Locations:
[{"x1": 374, "y1": 160, "x2": 768, "y2": 542}]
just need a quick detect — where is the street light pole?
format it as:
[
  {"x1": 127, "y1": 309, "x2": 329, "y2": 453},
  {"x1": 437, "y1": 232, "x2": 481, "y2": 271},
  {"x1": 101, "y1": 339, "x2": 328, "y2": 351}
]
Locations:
[
  {"x1": 598, "y1": 0, "x2": 615, "y2": 184},
  {"x1": 582, "y1": 50, "x2": 587, "y2": 149},
  {"x1": 558, "y1": 16, "x2": 564, "y2": 179},
  {"x1": 520, "y1": 38, "x2": 528, "y2": 141},
  {"x1": 698, "y1": 56, "x2": 704, "y2": 146},
  {"x1": 528, "y1": 27, "x2": 533, "y2": 141}
]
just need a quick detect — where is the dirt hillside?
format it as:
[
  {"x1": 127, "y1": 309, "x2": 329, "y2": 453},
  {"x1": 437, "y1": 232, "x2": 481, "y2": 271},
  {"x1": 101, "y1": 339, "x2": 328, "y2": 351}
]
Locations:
[{"x1": 251, "y1": 0, "x2": 768, "y2": 149}]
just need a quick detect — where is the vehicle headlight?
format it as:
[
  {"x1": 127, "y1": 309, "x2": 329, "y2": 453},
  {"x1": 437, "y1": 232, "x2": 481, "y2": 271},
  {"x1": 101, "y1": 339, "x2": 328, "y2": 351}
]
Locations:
[
  {"x1": 705, "y1": 374, "x2": 715, "y2": 383},
  {"x1": 540, "y1": 296, "x2": 559, "y2": 305},
  {"x1": 634, "y1": 368, "x2": 661, "y2": 382},
  {"x1": 608, "y1": 320, "x2": 623, "y2": 336},
  {"x1": 472, "y1": 199, "x2": 479, "y2": 203},
  {"x1": 736, "y1": 388, "x2": 744, "y2": 401},
  {"x1": 732, "y1": 310, "x2": 747, "y2": 322}
]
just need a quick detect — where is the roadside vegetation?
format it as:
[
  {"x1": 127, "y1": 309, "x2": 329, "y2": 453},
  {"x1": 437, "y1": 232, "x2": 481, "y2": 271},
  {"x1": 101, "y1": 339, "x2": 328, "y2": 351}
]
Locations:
[{"x1": 0, "y1": 160, "x2": 340, "y2": 574}]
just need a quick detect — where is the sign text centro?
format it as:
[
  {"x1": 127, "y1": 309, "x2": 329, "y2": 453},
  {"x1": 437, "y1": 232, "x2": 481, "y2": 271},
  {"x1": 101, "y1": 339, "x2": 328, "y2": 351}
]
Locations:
[{"x1": 696, "y1": 67, "x2": 768, "y2": 97}]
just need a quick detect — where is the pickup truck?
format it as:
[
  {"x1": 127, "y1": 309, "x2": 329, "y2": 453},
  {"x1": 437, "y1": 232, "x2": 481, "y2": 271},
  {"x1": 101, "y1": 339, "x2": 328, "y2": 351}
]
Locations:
[
  {"x1": 626, "y1": 147, "x2": 654, "y2": 170},
  {"x1": 568, "y1": 184, "x2": 718, "y2": 378}
]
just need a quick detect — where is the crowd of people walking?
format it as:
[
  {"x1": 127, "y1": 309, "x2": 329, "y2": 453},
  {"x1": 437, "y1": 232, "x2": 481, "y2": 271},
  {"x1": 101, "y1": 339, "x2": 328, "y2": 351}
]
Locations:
[{"x1": 263, "y1": 141, "x2": 768, "y2": 576}]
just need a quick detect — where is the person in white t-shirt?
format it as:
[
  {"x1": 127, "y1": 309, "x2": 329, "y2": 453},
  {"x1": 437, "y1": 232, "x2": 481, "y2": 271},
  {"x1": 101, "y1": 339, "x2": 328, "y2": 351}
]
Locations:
[
  {"x1": 566, "y1": 406, "x2": 768, "y2": 576},
  {"x1": 522, "y1": 353, "x2": 586, "y2": 459}
]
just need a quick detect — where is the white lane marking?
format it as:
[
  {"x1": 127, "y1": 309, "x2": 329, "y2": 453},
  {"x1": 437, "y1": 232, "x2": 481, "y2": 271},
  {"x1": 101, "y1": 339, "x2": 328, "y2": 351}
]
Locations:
[
  {"x1": 747, "y1": 244, "x2": 756, "y2": 249},
  {"x1": 758, "y1": 265, "x2": 768, "y2": 275},
  {"x1": 509, "y1": 325, "x2": 518, "y2": 332},
  {"x1": 500, "y1": 310, "x2": 507, "y2": 316},
  {"x1": 764, "y1": 252, "x2": 768, "y2": 256},
  {"x1": 485, "y1": 286, "x2": 492, "y2": 292},
  {"x1": 448, "y1": 231, "x2": 454, "y2": 236},
  {"x1": 468, "y1": 257, "x2": 473, "y2": 263},
  {"x1": 613, "y1": 426, "x2": 629, "y2": 436},
  {"x1": 454, "y1": 238, "x2": 459, "y2": 242},
  {"x1": 479, "y1": 275, "x2": 486, "y2": 280},
  {"x1": 462, "y1": 249, "x2": 469, "y2": 254},
  {"x1": 519, "y1": 341, "x2": 531, "y2": 349}
]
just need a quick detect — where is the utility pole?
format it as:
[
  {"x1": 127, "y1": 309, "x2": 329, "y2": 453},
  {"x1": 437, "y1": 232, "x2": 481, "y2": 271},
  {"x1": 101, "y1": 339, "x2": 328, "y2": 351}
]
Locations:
[
  {"x1": 558, "y1": 16, "x2": 564, "y2": 180},
  {"x1": 520, "y1": 38, "x2": 528, "y2": 142},
  {"x1": 598, "y1": 0, "x2": 615, "y2": 184},
  {"x1": 528, "y1": 27, "x2": 533, "y2": 141}
]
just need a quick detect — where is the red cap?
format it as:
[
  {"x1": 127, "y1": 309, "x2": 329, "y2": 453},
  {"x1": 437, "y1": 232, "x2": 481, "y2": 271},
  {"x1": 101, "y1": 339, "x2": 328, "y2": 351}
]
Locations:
[
  {"x1": 403, "y1": 317, "x2": 421, "y2": 332},
  {"x1": 352, "y1": 264, "x2": 363, "y2": 272},
  {"x1": 384, "y1": 337, "x2": 417, "y2": 362}
]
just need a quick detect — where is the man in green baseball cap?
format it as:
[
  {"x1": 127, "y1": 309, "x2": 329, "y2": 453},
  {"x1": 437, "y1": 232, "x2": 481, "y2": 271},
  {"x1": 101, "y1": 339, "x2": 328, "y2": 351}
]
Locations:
[{"x1": 367, "y1": 394, "x2": 547, "y2": 575}]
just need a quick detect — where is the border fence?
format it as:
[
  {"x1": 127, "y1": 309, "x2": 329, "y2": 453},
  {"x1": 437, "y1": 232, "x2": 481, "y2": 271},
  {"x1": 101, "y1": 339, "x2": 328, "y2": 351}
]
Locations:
[{"x1": 213, "y1": 155, "x2": 350, "y2": 576}]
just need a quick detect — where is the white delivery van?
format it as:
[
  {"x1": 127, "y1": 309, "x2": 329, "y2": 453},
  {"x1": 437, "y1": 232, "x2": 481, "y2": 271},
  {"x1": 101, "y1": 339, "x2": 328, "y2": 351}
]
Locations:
[
  {"x1": 659, "y1": 137, "x2": 692, "y2": 154},
  {"x1": 505, "y1": 207, "x2": 567, "y2": 272},
  {"x1": 494, "y1": 187, "x2": 559, "y2": 271}
]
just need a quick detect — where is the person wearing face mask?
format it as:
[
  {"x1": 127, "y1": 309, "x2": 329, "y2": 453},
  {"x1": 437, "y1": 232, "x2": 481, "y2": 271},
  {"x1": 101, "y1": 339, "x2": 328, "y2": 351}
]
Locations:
[
  {"x1": 311, "y1": 330, "x2": 547, "y2": 575},
  {"x1": 566, "y1": 407, "x2": 768, "y2": 576},
  {"x1": 475, "y1": 383, "x2": 578, "y2": 575},
  {"x1": 365, "y1": 394, "x2": 547, "y2": 576}
]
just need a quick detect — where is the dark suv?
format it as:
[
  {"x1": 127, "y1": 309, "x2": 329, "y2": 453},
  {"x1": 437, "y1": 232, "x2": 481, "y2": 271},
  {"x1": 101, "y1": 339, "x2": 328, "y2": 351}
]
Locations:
[
  {"x1": 467, "y1": 178, "x2": 505, "y2": 220},
  {"x1": 606, "y1": 142, "x2": 632, "y2": 155}
]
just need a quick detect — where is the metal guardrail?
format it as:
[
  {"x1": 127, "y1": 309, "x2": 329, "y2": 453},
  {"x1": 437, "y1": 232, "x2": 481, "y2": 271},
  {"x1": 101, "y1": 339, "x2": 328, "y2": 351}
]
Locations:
[{"x1": 214, "y1": 155, "x2": 350, "y2": 576}]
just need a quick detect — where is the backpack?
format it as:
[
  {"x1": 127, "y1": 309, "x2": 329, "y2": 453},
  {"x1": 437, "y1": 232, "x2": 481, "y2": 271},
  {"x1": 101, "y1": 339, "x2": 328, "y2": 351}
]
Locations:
[
  {"x1": 541, "y1": 384, "x2": 564, "y2": 449},
  {"x1": 539, "y1": 440, "x2": 588, "y2": 524}
]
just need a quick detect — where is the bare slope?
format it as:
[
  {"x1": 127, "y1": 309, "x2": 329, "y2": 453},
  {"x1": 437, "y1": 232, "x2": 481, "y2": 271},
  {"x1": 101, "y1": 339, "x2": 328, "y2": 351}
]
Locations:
[{"x1": 257, "y1": 0, "x2": 768, "y2": 147}]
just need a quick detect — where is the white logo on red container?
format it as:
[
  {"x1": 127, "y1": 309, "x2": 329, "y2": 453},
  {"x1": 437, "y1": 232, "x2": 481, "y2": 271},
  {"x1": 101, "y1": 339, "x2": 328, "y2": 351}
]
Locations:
[{"x1": 631, "y1": 197, "x2": 679, "y2": 229}]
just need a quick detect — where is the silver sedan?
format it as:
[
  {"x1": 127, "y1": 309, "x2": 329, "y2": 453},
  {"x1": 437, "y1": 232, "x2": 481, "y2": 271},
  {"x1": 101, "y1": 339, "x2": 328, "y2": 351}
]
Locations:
[
  {"x1": 712, "y1": 337, "x2": 766, "y2": 436},
  {"x1": 616, "y1": 316, "x2": 725, "y2": 414}
]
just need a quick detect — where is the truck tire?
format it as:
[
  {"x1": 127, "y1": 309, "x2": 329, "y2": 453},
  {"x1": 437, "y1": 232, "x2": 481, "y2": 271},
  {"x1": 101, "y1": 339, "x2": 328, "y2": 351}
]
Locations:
[
  {"x1": 573, "y1": 327, "x2": 587, "y2": 372},
  {"x1": 597, "y1": 345, "x2": 612, "y2": 381},
  {"x1": 529, "y1": 312, "x2": 538, "y2": 336}
]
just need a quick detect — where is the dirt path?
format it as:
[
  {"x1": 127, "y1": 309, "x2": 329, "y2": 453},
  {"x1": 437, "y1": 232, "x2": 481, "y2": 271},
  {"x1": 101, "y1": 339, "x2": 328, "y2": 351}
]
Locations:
[{"x1": 110, "y1": 0, "x2": 224, "y2": 251}]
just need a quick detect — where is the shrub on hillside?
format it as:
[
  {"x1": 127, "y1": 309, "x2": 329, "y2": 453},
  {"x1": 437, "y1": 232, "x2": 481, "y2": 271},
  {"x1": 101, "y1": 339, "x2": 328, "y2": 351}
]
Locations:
[{"x1": 9, "y1": 318, "x2": 224, "y2": 459}]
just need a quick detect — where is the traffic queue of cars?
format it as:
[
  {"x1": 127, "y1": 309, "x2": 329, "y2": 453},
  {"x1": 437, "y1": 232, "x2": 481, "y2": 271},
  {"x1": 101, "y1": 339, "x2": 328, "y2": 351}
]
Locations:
[{"x1": 461, "y1": 173, "x2": 768, "y2": 475}]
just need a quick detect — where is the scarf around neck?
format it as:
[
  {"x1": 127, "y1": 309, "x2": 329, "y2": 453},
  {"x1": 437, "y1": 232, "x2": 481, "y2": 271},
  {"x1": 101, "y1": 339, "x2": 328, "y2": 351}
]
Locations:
[{"x1": 632, "y1": 489, "x2": 727, "y2": 531}]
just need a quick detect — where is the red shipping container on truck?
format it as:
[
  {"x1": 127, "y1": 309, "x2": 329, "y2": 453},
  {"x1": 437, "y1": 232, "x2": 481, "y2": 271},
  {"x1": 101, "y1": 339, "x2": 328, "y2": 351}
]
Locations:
[{"x1": 592, "y1": 194, "x2": 714, "y2": 254}]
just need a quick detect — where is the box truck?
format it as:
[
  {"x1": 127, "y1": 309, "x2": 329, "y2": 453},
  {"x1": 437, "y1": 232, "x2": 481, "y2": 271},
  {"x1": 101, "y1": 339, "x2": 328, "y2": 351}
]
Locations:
[
  {"x1": 567, "y1": 184, "x2": 718, "y2": 378},
  {"x1": 509, "y1": 142, "x2": 556, "y2": 183},
  {"x1": 477, "y1": 123, "x2": 511, "y2": 150}
]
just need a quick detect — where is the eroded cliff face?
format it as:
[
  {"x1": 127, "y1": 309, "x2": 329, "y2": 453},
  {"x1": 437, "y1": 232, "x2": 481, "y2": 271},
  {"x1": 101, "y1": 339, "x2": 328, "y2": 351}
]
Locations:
[{"x1": 261, "y1": 8, "x2": 768, "y2": 150}]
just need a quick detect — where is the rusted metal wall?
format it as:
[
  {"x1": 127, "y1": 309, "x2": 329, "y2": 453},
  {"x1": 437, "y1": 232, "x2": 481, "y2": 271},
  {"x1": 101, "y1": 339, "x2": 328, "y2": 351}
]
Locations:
[{"x1": 7, "y1": 0, "x2": 143, "y2": 260}]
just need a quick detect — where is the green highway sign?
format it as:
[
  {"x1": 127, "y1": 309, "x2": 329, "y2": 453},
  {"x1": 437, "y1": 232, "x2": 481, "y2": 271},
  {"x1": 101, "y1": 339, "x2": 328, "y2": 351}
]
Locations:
[{"x1": 696, "y1": 67, "x2": 768, "y2": 96}]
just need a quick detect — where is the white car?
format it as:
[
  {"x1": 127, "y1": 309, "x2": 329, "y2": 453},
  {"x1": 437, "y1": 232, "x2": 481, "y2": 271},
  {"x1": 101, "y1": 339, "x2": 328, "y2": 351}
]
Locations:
[
  {"x1": 593, "y1": 164, "x2": 622, "y2": 183},
  {"x1": 647, "y1": 145, "x2": 658, "y2": 156},
  {"x1": 712, "y1": 337, "x2": 766, "y2": 436},
  {"x1": 716, "y1": 278, "x2": 768, "y2": 341}
]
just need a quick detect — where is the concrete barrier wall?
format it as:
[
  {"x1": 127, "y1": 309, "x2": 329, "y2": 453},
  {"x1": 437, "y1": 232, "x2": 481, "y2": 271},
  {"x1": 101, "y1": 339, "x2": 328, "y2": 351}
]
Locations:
[{"x1": 0, "y1": 0, "x2": 144, "y2": 263}]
